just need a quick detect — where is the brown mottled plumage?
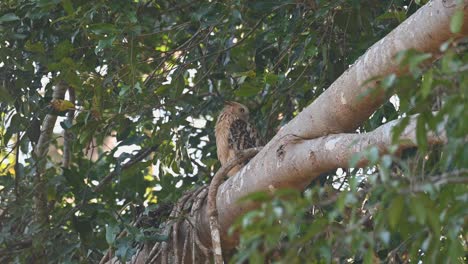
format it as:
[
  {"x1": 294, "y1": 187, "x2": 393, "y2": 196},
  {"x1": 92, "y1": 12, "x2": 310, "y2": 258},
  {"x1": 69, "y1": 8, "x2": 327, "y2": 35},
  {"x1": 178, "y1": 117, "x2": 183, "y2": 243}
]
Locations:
[{"x1": 215, "y1": 101, "x2": 262, "y2": 176}]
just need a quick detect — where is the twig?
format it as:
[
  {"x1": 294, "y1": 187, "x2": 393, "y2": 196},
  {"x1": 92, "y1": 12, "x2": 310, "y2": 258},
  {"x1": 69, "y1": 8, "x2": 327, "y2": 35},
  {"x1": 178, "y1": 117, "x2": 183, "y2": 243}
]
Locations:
[
  {"x1": 56, "y1": 146, "x2": 158, "y2": 230},
  {"x1": 14, "y1": 132, "x2": 20, "y2": 198},
  {"x1": 207, "y1": 147, "x2": 262, "y2": 264},
  {"x1": 399, "y1": 168, "x2": 468, "y2": 194},
  {"x1": 93, "y1": 146, "x2": 158, "y2": 193},
  {"x1": 143, "y1": 186, "x2": 210, "y2": 264}
]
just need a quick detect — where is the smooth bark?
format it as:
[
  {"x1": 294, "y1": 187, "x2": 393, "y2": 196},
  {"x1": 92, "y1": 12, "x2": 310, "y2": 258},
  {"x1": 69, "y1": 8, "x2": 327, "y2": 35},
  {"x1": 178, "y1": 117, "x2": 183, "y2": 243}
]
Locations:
[{"x1": 198, "y1": 0, "x2": 467, "y2": 250}]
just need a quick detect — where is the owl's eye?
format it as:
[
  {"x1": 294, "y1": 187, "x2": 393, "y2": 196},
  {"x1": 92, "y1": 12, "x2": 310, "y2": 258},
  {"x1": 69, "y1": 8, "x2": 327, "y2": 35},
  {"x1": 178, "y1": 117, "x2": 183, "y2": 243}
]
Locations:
[{"x1": 240, "y1": 108, "x2": 245, "y2": 113}]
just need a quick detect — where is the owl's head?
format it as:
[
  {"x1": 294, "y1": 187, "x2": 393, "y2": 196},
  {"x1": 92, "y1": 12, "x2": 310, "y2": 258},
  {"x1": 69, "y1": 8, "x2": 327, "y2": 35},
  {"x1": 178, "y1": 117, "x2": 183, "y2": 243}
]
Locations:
[{"x1": 224, "y1": 101, "x2": 250, "y2": 121}]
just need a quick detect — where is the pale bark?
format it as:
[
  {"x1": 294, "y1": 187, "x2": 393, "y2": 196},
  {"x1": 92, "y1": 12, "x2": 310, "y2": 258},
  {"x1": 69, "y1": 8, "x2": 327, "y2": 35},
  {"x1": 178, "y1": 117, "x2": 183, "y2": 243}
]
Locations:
[
  {"x1": 197, "y1": 0, "x2": 468, "y2": 250},
  {"x1": 198, "y1": 114, "x2": 447, "y2": 248},
  {"x1": 276, "y1": 0, "x2": 468, "y2": 140}
]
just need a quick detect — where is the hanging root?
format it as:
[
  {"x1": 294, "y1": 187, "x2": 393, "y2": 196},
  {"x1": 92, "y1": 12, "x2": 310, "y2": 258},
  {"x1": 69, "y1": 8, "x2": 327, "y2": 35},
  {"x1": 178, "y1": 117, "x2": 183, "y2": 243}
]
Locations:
[
  {"x1": 101, "y1": 147, "x2": 261, "y2": 264},
  {"x1": 144, "y1": 185, "x2": 211, "y2": 264},
  {"x1": 207, "y1": 147, "x2": 263, "y2": 264}
]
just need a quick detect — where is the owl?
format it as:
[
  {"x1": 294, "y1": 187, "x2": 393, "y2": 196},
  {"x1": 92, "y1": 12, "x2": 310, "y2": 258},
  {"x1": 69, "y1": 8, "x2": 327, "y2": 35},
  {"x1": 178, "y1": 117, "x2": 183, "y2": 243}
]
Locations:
[{"x1": 215, "y1": 101, "x2": 263, "y2": 177}]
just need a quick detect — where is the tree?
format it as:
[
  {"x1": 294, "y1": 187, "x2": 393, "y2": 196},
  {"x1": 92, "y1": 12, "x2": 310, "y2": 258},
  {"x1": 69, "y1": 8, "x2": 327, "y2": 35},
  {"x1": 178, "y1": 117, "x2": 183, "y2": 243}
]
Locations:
[{"x1": 0, "y1": 0, "x2": 466, "y2": 263}]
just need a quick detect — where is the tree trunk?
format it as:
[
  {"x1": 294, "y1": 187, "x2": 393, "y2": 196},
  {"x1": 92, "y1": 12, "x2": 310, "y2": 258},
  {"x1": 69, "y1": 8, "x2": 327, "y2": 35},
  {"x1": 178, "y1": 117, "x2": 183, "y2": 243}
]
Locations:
[{"x1": 33, "y1": 80, "x2": 68, "y2": 262}]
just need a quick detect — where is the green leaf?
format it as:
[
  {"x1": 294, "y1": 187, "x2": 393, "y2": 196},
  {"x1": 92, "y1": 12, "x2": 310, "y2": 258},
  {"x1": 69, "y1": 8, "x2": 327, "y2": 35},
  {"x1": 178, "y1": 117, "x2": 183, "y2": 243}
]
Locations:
[
  {"x1": 450, "y1": 10, "x2": 464, "y2": 33},
  {"x1": 47, "y1": 186, "x2": 57, "y2": 201},
  {"x1": 382, "y1": 74, "x2": 396, "y2": 89},
  {"x1": 95, "y1": 36, "x2": 116, "y2": 54},
  {"x1": 409, "y1": 195, "x2": 426, "y2": 224},
  {"x1": 303, "y1": 218, "x2": 327, "y2": 240},
  {"x1": 117, "y1": 118, "x2": 133, "y2": 141},
  {"x1": 9, "y1": 113, "x2": 27, "y2": 133},
  {"x1": 264, "y1": 73, "x2": 278, "y2": 85},
  {"x1": 61, "y1": 0, "x2": 74, "y2": 15},
  {"x1": 155, "y1": 84, "x2": 171, "y2": 95},
  {"x1": 0, "y1": 13, "x2": 20, "y2": 23},
  {"x1": 416, "y1": 116, "x2": 427, "y2": 151},
  {"x1": 89, "y1": 23, "x2": 118, "y2": 35},
  {"x1": 376, "y1": 10, "x2": 406, "y2": 22},
  {"x1": 368, "y1": 146, "x2": 380, "y2": 164},
  {"x1": 235, "y1": 81, "x2": 261, "y2": 97},
  {"x1": 106, "y1": 224, "x2": 120, "y2": 245},
  {"x1": 349, "y1": 152, "x2": 362, "y2": 168},
  {"x1": 36, "y1": 0, "x2": 61, "y2": 8},
  {"x1": 381, "y1": 155, "x2": 392, "y2": 168},
  {"x1": 119, "y1": 85, "x2": 130, "y2": 97},
  {"x1": 249, "y1": 251, "x2": 265, "y2": 264},
  {"x1": 364, "y1": 248, "x2": 376, "y2": 264},
  {"x1": 388, "y1": 196, "x2": 404, "y2": 229},
  {"x1": 427, "y1": 209, "x2": 440, "y2": 238},
  {"x1": 392, "y1": 116, "x2": 409, "y2": 142},
  {"x1": 305, "y1": 44, "x2": 318, "y2": 57},
  {"x1": 173, "y1": 75, "x2": 185, "y2": 98},
  {"x1": 421, "y1": 69, "x2": 433, "y2": 99},
  {"x1": 239, "y1": 191, "x2": 270, "y2": 202},
  {"x1": 409, "y1": 53, "x2": 432, "y2": 74},
  {"x1": 232, "y1": 70, "x2": 256, "y2": 78},
  {"x1": 0, "y1": 86, "x2": 14, "y2": 104}
]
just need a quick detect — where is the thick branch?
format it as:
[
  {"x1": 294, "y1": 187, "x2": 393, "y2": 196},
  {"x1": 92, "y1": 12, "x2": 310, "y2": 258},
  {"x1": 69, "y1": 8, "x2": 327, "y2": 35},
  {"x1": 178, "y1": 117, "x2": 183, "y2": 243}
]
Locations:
[
  {"x1": 199, "y1": 115, "x2": 447, "y2": 249},
  {"x1": 274, "y1": 0, "x2": 468, "y2": 140},
  {"x1": 195, "y1": 0, "x2": 467, "y2": 250}
]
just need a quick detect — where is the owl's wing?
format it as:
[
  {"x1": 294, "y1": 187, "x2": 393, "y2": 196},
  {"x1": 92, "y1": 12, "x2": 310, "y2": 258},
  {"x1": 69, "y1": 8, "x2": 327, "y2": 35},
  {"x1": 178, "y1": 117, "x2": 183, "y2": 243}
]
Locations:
[{"x1": 228, "y1": 119, "x2": 262, "y2": 151}]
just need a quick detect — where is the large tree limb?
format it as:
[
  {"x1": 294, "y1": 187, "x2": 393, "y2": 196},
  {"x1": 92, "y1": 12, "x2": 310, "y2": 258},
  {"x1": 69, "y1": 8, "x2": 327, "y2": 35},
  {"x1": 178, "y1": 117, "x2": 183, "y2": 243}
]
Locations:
[
  {"x1": 195, "y1": 0, "x2": 466, "y2": 250},
  {"x1": 276, "y1": 0, "x2": 468, "y2": 140},
  {"x1": 200, "y1": 114, "x2": 447, "y2": 248}
]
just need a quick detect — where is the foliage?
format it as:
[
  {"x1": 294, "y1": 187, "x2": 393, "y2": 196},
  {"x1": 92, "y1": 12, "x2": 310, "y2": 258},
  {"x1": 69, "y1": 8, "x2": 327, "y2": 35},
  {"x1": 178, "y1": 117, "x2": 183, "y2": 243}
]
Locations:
[{"x1": 0, "y1": 0, "x2": 465, "y2": 263}]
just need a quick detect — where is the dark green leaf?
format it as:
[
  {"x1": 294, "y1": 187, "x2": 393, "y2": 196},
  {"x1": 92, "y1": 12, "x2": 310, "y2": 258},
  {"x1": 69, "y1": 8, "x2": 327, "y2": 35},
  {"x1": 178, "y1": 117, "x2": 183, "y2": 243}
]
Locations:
[
  {"x1": 450, "y1": 10, "x2": 464, "y2": 33},
  {"x1": 0, "y1": 13, "x2": 19, "y2": 23},
  {"x1": 388, "y1": 196, "x2": 404, "y2": 229},
  {"x1": 235, "y1": 81, "x2": 261, "y2": 97},
  {"x1": 89, "y1": 23, "x2": 118, "y2": 35},
  {"x1": 416, "y1": 116, "x2": 427, "y2": 151},
  {"x1": 106, "y1": 224, "x2": 120, "y2": 245},
  {"x1": 0, "y1": 86, "x2": 14, "y2": 104},
  {"x1": 421, "y1": 69, "x2": 433, "y2": 98},
  {"x1": 61, "y1": 0, "x2": 74, "y2": 15}
]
